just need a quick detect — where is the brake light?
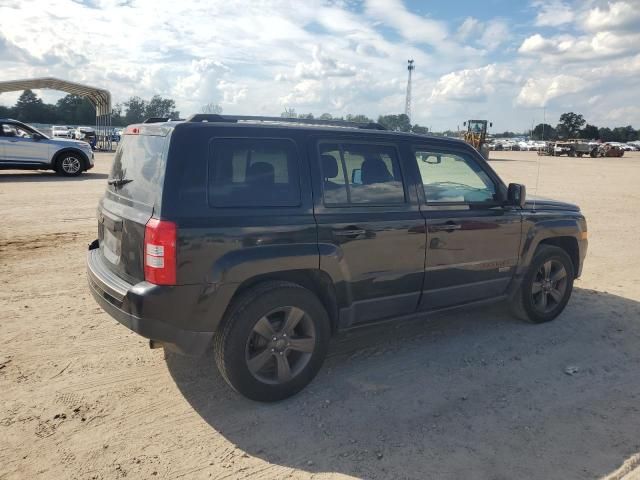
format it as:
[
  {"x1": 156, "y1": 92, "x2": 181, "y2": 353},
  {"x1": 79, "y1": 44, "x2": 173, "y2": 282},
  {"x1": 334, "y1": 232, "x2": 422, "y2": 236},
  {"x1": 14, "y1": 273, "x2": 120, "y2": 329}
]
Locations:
[
  {"x1": 124, "y1": 126, "x2": 140, "y2": 135},
  {"x1": 144, "y1": 218, "x2": 177, "y2": 285}
]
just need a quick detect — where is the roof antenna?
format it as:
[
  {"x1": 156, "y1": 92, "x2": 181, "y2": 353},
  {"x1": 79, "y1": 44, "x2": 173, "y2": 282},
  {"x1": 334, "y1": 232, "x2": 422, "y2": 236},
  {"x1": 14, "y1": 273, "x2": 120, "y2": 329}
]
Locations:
[{"x1": 532, "y1": 106, "x2": 545, "y2": 212}]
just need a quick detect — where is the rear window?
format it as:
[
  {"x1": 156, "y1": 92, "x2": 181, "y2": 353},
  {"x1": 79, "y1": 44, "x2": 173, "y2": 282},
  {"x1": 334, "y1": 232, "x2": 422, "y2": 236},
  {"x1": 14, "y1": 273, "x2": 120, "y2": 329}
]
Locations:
[
  {"x1": 208, "y1": 138, "x2": 301, "y2": 207},
  {"x1": 319, "y1": 142, "x2": 405, "y2": 205},
  {"x1": 108, "y1": 134, "x2": 168, "y2": 206}
]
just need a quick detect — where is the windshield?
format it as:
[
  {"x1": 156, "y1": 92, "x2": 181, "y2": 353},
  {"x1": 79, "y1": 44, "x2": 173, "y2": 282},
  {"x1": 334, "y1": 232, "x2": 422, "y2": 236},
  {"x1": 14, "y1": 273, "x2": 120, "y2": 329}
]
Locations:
[
  {"x1": 468, "y1": 121, "x2": 486, "y2": 133},
  {"x1": 22, "y1": 122, "x2": 49, "y2": 139}
]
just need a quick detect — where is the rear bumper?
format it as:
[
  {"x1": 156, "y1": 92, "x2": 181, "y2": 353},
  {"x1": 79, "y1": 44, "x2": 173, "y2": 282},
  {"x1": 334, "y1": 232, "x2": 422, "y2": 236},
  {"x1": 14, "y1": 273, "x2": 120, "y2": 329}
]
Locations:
[{"x1": 86, "y1": 245, "x2": 213, "y2": 355}]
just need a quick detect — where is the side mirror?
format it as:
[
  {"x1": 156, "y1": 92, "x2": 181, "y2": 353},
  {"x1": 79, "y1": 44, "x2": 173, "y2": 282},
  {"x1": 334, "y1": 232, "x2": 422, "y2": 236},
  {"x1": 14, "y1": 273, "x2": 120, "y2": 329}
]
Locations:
[
  {"x1": 507, "y1": 183, "x2": 526, "y2": 208},
  {"x1": 489, "y1": 122, "x2": 493, "y2": 127},
  {"x1": 463, "y1": 121, "x2": 467, "y2": 126},
  {"x1": 33, "y1": 133, "x2": 44, "y2": 140}
]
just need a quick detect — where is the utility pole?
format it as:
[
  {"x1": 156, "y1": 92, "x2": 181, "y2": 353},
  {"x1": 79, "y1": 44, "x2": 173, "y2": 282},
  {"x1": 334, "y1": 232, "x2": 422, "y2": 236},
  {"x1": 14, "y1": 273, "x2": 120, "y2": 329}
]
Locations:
[{"x1": 405, "y1": 59, "x2": 414, "y2": 122}]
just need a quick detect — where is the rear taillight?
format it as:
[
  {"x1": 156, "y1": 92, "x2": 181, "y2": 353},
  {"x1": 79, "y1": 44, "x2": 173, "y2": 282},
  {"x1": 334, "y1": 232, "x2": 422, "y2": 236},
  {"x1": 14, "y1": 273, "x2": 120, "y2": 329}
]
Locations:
[{"x1": 144, "y1": 218, "x2": 177, "y2": 285}]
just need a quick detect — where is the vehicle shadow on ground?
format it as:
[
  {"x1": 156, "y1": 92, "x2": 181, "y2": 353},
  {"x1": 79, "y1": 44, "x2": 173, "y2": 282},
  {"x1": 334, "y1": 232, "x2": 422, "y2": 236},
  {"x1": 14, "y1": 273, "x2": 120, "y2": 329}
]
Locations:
[
  {"x1": 166, "y1": 288, "x2": 640, "y2": 479},
  {"x1": 0, "y1": 172, "x2": 108, "y2": 181}
]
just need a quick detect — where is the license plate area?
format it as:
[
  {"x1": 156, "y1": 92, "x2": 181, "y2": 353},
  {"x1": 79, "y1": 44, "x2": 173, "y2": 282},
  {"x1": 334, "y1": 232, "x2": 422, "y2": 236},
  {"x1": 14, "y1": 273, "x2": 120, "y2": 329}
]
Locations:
[{"x1": 102, "y1": 228, "x2": 121, "y2": 265}]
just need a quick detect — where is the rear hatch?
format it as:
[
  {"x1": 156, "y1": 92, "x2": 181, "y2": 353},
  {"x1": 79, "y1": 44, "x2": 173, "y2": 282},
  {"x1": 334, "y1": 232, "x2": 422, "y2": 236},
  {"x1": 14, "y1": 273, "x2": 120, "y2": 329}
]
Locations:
[{"x1": 97, "y1": 125, "x2": 171, "y2": 283}]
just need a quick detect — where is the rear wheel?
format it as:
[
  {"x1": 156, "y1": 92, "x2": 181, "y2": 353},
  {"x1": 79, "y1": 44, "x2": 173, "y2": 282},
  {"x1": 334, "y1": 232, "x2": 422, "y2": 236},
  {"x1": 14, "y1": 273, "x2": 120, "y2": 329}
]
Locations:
[
  {"x1": 56, "y1": 153, "x2": 83, "y2": 176},
  {"x1": 214, "y1": 281, "x2": 330, "y2": 402},
  {"x1": 511, "y1": 245, "x2": 574, "y2": 323}
]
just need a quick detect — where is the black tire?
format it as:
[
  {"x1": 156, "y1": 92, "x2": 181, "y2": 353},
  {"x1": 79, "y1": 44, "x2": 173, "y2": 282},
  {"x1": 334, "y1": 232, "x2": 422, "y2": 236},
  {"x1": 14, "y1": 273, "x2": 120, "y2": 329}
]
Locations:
[
  {"x1": 56, "y1": 153, "x2": 84, "y2": 177},
  {"x1": 213, "y1": 281, "x2": 331, "y2": 402},
  {"x1": 511, "y1": 245, "x2": 575, "y2": 324}
]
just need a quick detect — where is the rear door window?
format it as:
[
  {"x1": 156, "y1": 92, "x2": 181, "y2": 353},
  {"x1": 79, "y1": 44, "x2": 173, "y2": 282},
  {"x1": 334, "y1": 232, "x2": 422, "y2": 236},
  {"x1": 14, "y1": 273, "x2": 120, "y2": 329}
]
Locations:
[
  {"x1": 208, "y1": 138, "x2": 301, "y2": 207},
  {"x1": 108, "y1": 134, "x2": 168, "y2": 206},
  {"x1": 319, "y1": 142, "x2": 405, "y2": 205}
]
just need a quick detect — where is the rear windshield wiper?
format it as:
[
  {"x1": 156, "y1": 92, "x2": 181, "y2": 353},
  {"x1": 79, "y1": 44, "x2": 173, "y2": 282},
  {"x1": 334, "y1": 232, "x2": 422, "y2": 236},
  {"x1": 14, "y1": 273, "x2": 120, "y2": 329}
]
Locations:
[{"x1": 107, "y1": 178, "x2": 133, "y2": 188}]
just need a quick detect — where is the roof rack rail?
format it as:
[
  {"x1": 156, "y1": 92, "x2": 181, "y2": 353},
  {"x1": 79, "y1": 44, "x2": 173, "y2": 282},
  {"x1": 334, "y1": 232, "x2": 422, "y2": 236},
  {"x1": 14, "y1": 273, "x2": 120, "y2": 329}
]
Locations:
[
  {"x1": 185, "y1": 114, "x2": 386, "y2": 131},
  {"x1": 143, "y1": 117, "x2": 170, "y2": 123}
]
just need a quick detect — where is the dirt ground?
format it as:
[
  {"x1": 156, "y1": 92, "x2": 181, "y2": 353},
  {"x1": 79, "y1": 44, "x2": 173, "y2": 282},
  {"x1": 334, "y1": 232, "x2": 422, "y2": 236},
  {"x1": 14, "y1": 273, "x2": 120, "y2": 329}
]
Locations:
[{"x1": 1, "y1": 150, "x2": 639, "y2": 480}]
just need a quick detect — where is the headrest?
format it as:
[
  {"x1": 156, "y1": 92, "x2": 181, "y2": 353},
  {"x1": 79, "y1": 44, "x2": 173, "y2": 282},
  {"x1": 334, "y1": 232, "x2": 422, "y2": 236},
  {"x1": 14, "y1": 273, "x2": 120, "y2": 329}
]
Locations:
[
  {"x1": 362, "y1": 157, "x2": 392, "y2": 184},
  {"x1": 321, "y1": 154, "x2": 338, "y2": 178},
  {"x1": 247, "y1": 161, "x2": 275, "y2": 185}
]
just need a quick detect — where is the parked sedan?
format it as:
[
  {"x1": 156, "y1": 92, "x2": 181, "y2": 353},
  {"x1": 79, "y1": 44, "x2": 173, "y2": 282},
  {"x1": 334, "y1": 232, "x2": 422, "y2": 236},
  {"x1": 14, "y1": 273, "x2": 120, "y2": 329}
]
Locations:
[{"x1": 0, "y1": 118, "x2": 94, "y2": 176}]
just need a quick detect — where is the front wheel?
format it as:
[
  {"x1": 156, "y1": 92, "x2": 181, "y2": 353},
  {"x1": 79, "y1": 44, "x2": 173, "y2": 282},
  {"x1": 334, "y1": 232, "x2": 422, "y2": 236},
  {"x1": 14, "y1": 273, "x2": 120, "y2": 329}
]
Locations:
[
  {"x1": 214, "y1": 281, "x2": 331, "y2": 402},
  {"x1": 56, "y1": 154, "x2": 84, "y2": 176},
  {"x1": 511, "y1": 245, "x2": 575, "y2": 323}
]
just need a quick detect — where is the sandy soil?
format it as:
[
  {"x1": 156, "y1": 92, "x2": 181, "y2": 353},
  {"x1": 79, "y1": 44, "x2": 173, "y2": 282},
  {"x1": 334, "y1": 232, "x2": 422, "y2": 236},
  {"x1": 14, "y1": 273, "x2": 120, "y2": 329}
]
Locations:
[{"x1": 1, "y1": 151, "x2": 639, "y2": 480}]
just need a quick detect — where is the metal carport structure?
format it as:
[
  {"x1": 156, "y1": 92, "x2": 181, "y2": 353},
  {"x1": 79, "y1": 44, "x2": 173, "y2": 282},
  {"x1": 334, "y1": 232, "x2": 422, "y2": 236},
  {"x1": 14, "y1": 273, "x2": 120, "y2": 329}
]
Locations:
[{"x1": 0, "y1": 77, "x2": 113, "y2": 150}]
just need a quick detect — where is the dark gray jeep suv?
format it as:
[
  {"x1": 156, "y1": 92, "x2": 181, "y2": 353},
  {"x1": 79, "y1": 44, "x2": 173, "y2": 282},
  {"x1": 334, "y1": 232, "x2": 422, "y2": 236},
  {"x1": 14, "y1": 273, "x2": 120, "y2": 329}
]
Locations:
[{"x1": 87, "y1": 115, "x2": 587, "y2": 401}]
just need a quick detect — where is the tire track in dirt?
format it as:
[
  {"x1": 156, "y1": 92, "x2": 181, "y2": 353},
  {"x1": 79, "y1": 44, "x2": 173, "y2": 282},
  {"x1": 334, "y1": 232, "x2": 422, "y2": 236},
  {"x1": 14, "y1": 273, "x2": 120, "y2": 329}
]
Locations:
[{"x1": 0, "y1": 231, "x2": 89, "y2": 253}]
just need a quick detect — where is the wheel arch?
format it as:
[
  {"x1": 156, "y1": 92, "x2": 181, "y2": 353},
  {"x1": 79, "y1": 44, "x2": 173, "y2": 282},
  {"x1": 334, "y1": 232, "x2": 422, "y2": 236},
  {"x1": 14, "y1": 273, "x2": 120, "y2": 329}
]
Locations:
[
  {"x1": 227, "y1": 269, "x2": 340, "y2": 334},
  {"x1": 538, "y1": 236, "x2": 579, "y2": 278},
  {"x1": 51, "y1": 148, "x2": 90, "y2": 171}
]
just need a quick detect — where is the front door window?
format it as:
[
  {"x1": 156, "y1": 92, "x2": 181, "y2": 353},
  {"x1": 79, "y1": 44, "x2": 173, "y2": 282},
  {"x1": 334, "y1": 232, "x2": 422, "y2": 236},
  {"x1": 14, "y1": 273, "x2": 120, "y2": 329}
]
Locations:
[{"x1": 415, "y1": 150, "x2": 497, "y2": 204}]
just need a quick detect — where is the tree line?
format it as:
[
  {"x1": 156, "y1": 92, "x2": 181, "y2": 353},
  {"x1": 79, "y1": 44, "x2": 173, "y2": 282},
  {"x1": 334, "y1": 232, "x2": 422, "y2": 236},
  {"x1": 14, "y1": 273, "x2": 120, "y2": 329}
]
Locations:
[
  {"x1": 532, "y1": 112, "x2": 639, "y2": 143},
  {"x1": 3, "y1": 91, "x2": 636, "y2": 142},
  {"x1": 0, "y1": 90, "x2": 432, "y2": 132},
  {"x1": 0, "y1": 89, "x2": 180, "y2": 126},
  {"x1": 279, "y1": 108, "x2": 429, "y2": 133}
]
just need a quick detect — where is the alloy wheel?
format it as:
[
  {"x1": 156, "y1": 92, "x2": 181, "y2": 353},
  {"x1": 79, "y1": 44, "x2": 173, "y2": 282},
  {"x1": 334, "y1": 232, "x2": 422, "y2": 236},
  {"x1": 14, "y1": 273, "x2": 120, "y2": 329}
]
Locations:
[
  {"x1": 245, "y1": 306, "x2": 316, "y2": 384},
  {"x1": 61, "y1": 156, "x2": 81, "y2": 174},
  {"x1": 531, "y1": 259, "x2": 568, "y2": 313}
]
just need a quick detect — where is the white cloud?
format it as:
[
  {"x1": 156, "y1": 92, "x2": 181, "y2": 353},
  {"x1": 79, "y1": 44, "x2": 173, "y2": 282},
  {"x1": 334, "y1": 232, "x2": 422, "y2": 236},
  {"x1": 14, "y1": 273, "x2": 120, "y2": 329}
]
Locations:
[
  {"x1": 604, "y1": 106, "x2": 640, "y2": 125},
  {"x1": 532, "y1": 0, "x2": 575, "y2": 27},
  {"x1": 0, "y1": 0, "x2": 639, "y2": 131},
  {"x1": 430, "y1": 64, "x2": 516, "y2": 102},
  {"x1": 279, "y1": 46, "x2": 357, "y2": 81},
  {"x1": 456, "y1": 17, "x2": 510, "y2": 50},
  {"x1": 516, "y1": 74, "x2": 588, "y2": 107},
  {"x1": 518, "y1": 31, "x2": 640, "y2": 61},
  {"x1": 364, "y1": 0, "x2": 449, "y2": 46},
  {"x1": 584, "y1": 1, "x2": 640, "y2": 32}
]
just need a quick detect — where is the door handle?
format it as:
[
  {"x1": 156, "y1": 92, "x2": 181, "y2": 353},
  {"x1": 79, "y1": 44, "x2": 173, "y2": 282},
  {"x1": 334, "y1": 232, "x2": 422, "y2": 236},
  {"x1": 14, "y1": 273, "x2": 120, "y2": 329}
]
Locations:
[
  {"x1": 333, "y1": 229, "x2": 366, "y2": 238},
  {"x1": 431, "y1": 223, "x2": 462, "y2": 232}
]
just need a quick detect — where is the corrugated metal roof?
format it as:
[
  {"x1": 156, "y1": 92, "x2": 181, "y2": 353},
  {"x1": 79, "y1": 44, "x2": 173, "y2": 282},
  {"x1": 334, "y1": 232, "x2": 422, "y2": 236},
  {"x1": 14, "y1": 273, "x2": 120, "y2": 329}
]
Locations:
[{"x1": 0, "y1": 77, "x2": 111, "y2": 115}]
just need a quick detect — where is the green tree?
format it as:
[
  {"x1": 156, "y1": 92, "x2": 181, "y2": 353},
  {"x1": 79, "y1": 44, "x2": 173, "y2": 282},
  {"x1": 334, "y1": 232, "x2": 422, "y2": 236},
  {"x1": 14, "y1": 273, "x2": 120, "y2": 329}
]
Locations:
[
  {"x1": 377, "y1": 113, "x2": 410, "y2": 131},
  {"x1": 612, "y1": 125, "x2": 637, "y2": 142},
  {"x1": 281, "y1": 107, "x2": 297, "y2": 118},
  {"x1": 346, "y1": 114, "x2": 373, "y2": 124},
  {"x1": 123, "y1": 96, "x2": 147, "y2": 124},
  {"x1": 111, "y1": 104, "x2": 125, "y2": 126},
  {"x1": 145, "y1": 95, "x2": 179, "y2": 119},
  {"x1": 532, "y1": 123, "x2": 557, "y2": 140},
  {"x1": 580, "y1": 124, "x2": 599, "y2": 140},
  {"x1": 556, "y1": 112, "x2": 585, "y2": 139},
  {"x1": 411, "y1": 124, "x2": 429, "y2": 134},
  {"x1": 319, "y1": 113, "x2": 333, "y2": 120},
  {"x1": 13, "y1": 89, "x2": 47, "y2": 122},
  {"x1": 598, "y1": 127, "x2": 613, "y2": 141},
  {"x1": 0, "y1": 104, "x2": 12, "y2": 117}
]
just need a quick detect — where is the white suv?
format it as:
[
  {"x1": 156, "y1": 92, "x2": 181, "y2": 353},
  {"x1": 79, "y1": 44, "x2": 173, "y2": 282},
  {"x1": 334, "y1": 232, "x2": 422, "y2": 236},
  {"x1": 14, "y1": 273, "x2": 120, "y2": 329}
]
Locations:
[{"x1": 0, "y1": 119, "x2": 94, "y2": 176}]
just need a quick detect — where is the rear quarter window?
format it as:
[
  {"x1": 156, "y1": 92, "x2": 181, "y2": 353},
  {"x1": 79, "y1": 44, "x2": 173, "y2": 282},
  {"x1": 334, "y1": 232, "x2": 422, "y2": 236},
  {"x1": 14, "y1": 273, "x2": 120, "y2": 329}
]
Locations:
[
  {"x1": 108, "y1": 134, "x2": 168, "y2": 206},
  {"x1": 207, "y1": 138, "x2": 301, "y2": 207}
]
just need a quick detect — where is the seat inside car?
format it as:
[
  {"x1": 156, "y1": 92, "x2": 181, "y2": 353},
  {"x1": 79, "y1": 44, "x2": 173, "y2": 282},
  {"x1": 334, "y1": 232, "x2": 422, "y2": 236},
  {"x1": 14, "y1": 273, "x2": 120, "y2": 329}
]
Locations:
[
  {"x1": 321, "y1": 154, "x2": 341, "y2": 189},
  {"x1": 362, "y1": 156, "x2": 392, "y2": 184}
]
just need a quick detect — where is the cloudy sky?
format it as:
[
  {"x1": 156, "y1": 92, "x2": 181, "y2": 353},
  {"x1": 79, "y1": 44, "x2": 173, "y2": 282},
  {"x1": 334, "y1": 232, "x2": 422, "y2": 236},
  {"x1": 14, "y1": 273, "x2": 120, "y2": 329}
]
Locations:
[{"x1": 1, "y1": 0, "x2": 639, "y2": 131}]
